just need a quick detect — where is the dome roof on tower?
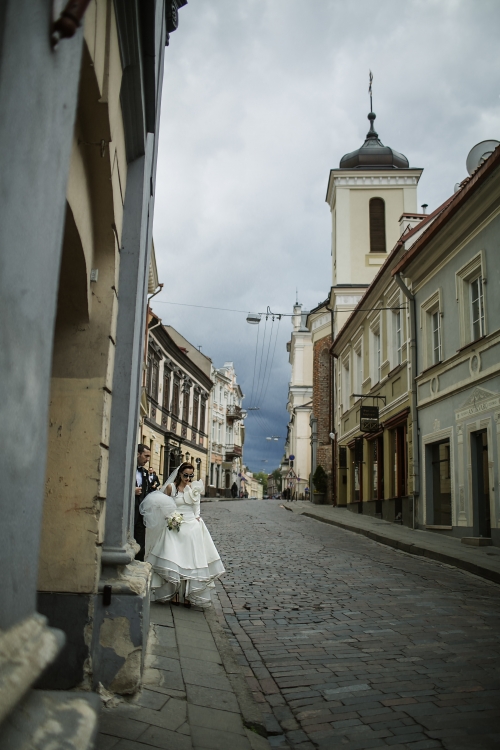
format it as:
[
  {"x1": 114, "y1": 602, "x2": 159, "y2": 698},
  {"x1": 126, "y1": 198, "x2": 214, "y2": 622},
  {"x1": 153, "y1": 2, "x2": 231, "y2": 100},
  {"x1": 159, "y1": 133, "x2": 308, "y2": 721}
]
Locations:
[{"x1": 340, "y1": 112, "x2": 409, "y2": 169}]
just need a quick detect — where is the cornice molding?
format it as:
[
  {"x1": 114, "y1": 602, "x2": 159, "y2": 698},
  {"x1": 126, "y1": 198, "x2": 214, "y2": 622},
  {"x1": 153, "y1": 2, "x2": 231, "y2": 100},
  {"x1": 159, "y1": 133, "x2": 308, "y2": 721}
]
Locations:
[{"x1": 334, "y1": 174, "x2": 419, "y2": 187}]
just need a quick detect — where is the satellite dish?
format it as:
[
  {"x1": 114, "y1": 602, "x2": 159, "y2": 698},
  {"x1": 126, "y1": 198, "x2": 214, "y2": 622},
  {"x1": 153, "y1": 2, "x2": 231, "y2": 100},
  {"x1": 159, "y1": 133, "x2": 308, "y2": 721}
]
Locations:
[{"x1": 466, "y1": 140, "x2": 500, "y2": 176}]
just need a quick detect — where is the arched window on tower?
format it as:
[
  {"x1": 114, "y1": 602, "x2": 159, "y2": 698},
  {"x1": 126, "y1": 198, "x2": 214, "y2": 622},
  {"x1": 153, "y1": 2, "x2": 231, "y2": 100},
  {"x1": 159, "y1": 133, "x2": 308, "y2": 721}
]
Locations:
[{"x1": 369, "y1": 198, "x2": 386, "y2": 253}]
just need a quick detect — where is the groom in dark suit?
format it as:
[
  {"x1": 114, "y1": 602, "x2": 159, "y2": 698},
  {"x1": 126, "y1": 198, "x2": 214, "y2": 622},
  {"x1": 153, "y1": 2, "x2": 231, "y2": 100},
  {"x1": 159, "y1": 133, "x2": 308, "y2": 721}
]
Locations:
[{"x1": 135, "y1": 443, "x2": 152, "y2": 561}]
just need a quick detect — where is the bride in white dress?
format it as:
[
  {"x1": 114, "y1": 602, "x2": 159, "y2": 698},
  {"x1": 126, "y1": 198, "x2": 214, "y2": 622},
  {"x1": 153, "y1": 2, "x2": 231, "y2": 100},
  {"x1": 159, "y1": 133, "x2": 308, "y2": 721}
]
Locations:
[{"x1": 139, "y1": 462, "x2": 225, "y2": 607}]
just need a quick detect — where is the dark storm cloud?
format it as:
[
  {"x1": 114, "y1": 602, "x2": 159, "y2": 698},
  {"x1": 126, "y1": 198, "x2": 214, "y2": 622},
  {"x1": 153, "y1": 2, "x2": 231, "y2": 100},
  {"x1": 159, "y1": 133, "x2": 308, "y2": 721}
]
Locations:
[{"x1": 152, "y1": 0, "x2": 500, "y2": 471}]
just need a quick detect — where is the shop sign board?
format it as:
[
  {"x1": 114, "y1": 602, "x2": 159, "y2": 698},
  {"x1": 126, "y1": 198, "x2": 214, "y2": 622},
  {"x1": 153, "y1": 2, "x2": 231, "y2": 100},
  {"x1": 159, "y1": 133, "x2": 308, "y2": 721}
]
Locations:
[{"x1": 360, "y1": 405, "x2": 379, "y2": 433}]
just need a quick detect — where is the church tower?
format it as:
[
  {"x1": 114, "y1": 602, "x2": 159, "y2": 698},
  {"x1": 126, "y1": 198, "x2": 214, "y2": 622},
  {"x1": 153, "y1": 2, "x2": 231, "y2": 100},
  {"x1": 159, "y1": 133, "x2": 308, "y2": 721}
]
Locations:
[
  {"x1": 326, "y1": 110, "x2": 422, "y2": 335},
  {"x1": 305, "y1": 105, "x2": 423, "y2": 502}
]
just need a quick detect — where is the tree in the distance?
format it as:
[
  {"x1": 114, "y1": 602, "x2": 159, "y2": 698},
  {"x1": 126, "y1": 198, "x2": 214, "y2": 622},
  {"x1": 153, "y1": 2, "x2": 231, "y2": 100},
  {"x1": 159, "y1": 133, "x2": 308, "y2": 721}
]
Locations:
[
  {"x1": 312, "y1": 465, "x2": 328, "y2": 494},
  {"x1": 252, "y1": 471, "x2": 268, "y2": 494}
]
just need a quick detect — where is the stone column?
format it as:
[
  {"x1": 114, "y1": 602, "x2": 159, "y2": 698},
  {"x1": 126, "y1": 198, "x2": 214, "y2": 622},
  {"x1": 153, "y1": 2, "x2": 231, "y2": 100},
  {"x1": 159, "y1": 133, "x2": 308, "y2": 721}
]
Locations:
[{"x1": 94, "y1": 1, "x2": 167, "y2": 687}]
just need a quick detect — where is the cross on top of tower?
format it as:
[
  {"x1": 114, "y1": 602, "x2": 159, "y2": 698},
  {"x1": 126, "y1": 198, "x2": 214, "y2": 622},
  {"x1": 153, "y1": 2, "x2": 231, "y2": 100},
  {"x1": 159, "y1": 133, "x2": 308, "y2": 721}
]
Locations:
[{"x1": 338, "y1": 73, "x2": 409, "y2": 170}]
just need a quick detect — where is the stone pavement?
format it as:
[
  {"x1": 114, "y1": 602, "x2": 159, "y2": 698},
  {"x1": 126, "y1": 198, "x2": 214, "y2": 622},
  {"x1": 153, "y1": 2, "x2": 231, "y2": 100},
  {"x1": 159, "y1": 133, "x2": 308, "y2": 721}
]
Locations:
[
  {"x1": 204, "y1": 499, "x2": 500, "y2": 750},
  {"x1": 285, "y1": 501, "x2": 500, "y2": 586},
  {"x1": 96, "y1": 602, "x2": 271, "y2": 750}
]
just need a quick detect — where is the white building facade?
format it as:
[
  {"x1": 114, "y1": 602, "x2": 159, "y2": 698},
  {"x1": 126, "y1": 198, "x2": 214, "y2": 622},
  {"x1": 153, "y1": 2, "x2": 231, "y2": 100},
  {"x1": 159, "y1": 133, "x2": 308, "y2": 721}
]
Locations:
[
  {"x1": 208, "y1": 362, "x2": 245, "y2": 497},
  {"x1": 284, "y1": 303, "x2": 313, "y2": 499}
]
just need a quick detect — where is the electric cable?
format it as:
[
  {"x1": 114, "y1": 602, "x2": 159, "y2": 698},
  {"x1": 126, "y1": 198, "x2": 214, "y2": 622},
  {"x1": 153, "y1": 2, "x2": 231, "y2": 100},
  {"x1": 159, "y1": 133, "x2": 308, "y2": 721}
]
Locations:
[
  {"x1": 154, "y1": 299, "x2": 406, "y2": 315},
  {"x1": 258, "y1": 316, "x2": 281, "y2": 410},
  {"x1": 255, "y1": 316, "x2": 274, "y2": 408},
  {"x1": 248, "y1": 323, "x2": 260, "y2": 408},
  {"x1": 253, "y1": 315, "x2": 268, "y2": 408}
]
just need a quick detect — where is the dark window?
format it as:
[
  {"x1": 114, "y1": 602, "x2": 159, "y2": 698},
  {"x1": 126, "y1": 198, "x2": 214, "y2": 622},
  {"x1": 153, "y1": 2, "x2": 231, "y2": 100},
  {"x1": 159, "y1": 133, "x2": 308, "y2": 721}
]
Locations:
[
  {"x1": 338, "y1": 445, "x2": 347, "y2": 469},
  {"x1": 182, "y1": 388, "x2": 190, "y2": 423},
  {"x1": 369, "y1": 198, "x2": 386, "y2": 253},
  {"x1": 193, "y1": 394, "x2": 199, "y2": 430},
  {"x1": 163, "y1": 372, "x2": 171, "y2": 410},
  {"x1": 200, "y1": 400, "x2": 206, "y2": 433},
  {"x1": 147, "y1": 351, "x2": 159, "y2": 400},
  {"x1": 172, "y1": 379, "x2": 180, "y2": 416}
]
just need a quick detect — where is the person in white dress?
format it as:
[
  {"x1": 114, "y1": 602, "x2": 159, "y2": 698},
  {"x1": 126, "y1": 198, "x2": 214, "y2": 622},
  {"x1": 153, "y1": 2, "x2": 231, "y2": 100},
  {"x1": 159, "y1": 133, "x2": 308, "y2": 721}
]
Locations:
[{"x1": 139, "y1": 462, "x2": 225, "y2": 607}]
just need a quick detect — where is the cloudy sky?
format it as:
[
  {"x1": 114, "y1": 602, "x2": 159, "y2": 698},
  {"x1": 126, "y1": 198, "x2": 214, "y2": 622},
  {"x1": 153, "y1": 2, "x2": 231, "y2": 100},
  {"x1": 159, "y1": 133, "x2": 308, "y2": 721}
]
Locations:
[{"x1": 152, "y1": 0, "x2": 500, "y2": 472}]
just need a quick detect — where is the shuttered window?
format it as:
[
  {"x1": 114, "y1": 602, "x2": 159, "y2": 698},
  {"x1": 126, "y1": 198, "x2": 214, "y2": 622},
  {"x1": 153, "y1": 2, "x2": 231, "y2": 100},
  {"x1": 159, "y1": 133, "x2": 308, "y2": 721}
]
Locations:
[
  {"x1": 172, "y1": 379, "x2": 180, "y2": 416},
  {"x1": 182, "y1": 387, "x2": 190, "y2": 423},
  {"x1": 369, "y1": 198, "x2": 386, "y2": 253}
]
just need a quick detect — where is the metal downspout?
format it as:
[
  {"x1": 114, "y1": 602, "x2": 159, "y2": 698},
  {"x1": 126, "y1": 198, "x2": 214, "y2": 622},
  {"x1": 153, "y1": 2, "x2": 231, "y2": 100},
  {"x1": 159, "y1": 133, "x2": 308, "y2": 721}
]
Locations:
[
  {"x1": 395, "y1": 273, "x2": 419, "y2": 530},
  {"x1": 328, "y1": 305, "x2": 336, "y2": 505}
]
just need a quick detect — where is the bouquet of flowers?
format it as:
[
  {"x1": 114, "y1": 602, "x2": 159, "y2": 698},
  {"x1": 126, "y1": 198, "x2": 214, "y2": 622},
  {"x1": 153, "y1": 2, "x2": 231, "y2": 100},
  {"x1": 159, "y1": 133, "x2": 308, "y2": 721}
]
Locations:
[{"x1": 166, "y1": 511, "x2": 184, "y2": 532}]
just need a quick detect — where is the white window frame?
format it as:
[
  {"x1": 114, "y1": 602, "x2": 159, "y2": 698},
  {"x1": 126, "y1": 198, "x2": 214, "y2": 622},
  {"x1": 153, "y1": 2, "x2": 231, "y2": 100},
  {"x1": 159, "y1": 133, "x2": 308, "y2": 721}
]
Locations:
[
  {"x1": 395, "y1": 310, "x2": 402, "y2": 366},
  {"x1": 420, "y1": 289, "x2": 442, "y2": 370},
  {"x1": 387, "y1": 290, "x2": 404, "y2": 370},
  {"x1": 353, "y1": 338, "x2": 363, "y2": 399},
  {"x1": 431, "y1": 310, "x2": 441, "y2": 365},
  {"x1": 341, "y1": 350, "x2": 351, "y2": 413},
  {"x1": 456, "y1": 252, "x2": 487, "y2": 347},
  {"x1": 370, "y1": 320, "x2": 382, "y2": 385},
  {"x1": 470, "y1": 275, "x2": 485, "y2": 341}
]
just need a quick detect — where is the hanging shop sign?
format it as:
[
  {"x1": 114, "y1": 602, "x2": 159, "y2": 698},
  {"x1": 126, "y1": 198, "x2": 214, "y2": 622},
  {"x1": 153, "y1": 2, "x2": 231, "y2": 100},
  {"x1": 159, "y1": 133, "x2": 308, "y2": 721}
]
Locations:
[{"x1": 360, "y1": 405, "x2": 379, "y2": 433}]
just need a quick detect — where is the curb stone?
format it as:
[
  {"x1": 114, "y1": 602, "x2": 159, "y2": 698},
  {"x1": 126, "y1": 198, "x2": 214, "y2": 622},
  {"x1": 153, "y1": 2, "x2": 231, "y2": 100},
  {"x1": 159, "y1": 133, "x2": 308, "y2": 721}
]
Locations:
[{"x1": 204, "y1": 604, "x2": 269, "y2": 739}]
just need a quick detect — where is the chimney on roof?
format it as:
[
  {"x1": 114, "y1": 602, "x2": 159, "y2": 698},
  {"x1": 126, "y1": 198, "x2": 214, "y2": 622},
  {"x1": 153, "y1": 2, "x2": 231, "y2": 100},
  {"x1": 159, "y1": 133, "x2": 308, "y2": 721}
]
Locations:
[
  {"x1": 399, "y1": 212, "x2": 425, "y2": 237},
  {"x1": 421, "y1": 204, "x2": 428, "y2": 214}
]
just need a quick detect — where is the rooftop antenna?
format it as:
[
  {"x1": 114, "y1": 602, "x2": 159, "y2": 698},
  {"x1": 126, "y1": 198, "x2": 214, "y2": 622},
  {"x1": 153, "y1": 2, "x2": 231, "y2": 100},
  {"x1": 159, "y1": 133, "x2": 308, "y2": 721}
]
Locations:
[{"x1": 295, "y1": 288, "x2": 299, "y2": 305}]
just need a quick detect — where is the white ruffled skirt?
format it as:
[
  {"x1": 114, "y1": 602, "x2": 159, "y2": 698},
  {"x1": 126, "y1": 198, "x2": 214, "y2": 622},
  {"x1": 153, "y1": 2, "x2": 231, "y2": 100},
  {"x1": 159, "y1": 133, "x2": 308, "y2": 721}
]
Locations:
[{"x1": 145, "y1": 511, "x2": 225, "y2": 607}]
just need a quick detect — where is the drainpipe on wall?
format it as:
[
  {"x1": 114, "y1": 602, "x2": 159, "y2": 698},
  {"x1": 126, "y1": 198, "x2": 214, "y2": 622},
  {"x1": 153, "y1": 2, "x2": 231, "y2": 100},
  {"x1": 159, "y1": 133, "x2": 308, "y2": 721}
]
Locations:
[
  {"x1": 310, "y1": 414, "x2": 318, "y2": 500},
  {"x1": 394, "y1": 273, "x2": 420, "y2": 530},
  {"x1": 144, "y1": 283, "x2": 164, "y2": 365},
  {"x1": 328, "y1": 304, "x2": 336, "y2": 505}
]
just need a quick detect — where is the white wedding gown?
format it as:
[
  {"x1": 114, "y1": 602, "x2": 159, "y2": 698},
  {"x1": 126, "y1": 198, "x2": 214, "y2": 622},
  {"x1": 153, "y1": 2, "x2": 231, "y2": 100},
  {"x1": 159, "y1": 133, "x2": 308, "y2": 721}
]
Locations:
[{"x1": 140, "y1": 480, "x2": 225, "y2": 607}]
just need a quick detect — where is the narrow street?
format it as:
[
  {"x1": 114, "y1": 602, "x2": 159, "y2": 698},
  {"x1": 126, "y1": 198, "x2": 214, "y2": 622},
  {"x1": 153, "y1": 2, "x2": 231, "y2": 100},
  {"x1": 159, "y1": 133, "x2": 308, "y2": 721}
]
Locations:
[{"x1": 204, "y1": 500, "x2": 500, "y2": 750}]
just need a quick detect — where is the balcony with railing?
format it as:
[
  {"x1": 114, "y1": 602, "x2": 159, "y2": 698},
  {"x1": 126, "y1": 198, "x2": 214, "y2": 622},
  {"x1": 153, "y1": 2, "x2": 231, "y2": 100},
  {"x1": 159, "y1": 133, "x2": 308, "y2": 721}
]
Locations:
[
  {"x1": 225, "y1": 443, "x2": 242, "y2": 459},
  {"x1": 226, "y1": 404, "x2": 242, "y2": 421}
]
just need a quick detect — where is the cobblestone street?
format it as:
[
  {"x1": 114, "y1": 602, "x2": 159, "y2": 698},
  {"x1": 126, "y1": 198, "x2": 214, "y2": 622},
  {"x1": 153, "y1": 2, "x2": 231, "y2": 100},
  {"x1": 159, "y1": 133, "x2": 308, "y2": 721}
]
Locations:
[{"x1": 205, "y1": 500, "x2": 500, "y2": 750}]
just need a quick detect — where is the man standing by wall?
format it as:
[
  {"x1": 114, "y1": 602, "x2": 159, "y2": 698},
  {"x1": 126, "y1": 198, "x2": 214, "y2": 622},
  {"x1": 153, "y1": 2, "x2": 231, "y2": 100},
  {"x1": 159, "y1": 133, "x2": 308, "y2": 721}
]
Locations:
[{"x1": 135, "y1": 444, "x2": 152, "y2": 561}]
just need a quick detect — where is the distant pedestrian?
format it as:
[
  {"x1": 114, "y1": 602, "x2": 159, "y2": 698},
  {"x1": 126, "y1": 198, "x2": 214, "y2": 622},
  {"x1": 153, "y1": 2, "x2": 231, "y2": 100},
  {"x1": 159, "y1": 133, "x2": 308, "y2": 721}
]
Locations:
[
  {"x1": 135, "y1": 444, "x2": 152, "y2": 561},
  {"x1": 148, "y1": 466, "x2": 161, "y2": 491},
  {"x1": 231, "y1": 482, "x2": 238, "y2": 498}
]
